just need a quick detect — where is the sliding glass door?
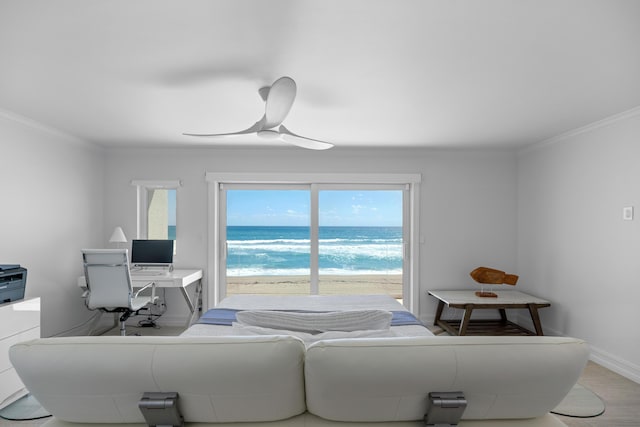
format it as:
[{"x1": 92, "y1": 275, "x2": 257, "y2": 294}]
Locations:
[
  {"x1": 318, "y1": 189, "x2": 403, "y2": 299},
  {"x1": 220, "y1": 184, "x2": 406, "y2": 300},
  {"x1": 223, "y1": 187, "x2": 311, "y2": 295}
]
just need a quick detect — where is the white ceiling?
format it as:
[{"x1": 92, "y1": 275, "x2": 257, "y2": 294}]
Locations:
[{"x1": 1, "y1": 0, "x2": 639, "y2": 150}]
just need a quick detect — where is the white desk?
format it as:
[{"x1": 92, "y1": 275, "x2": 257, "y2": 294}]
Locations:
[{"x1": 79, "y1": 269, "x2": 203, "y2": 328}]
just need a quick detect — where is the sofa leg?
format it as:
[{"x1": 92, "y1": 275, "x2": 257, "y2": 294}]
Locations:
[
  {"x1": 139, "y1": 392, "x2": 183, "y2": 427},
  {"x1": 425, "y1": 391, "x2": 467, "y2": 426}
]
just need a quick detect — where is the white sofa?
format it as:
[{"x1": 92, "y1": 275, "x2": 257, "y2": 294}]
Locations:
[{"x1": 9, "y1": 335, "x2": 589, "y2": 427}]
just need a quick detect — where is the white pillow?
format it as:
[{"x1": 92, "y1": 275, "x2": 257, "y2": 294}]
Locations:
[
  {"x1": 231, "y1": 323, "x2": 397, "y2": 345},
  {"x1": 236, "y1": 309, "x2": 392, "y2": 333}
]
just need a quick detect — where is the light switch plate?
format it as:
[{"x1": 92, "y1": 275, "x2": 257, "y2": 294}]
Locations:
[{"x1": 623, "y1": 206, "x2": 634, "y2": 221}]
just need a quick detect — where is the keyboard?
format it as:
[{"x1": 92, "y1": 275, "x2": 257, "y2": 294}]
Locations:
[{"x1": 130, "y1": 270, "x2": 168, "y2": 276}]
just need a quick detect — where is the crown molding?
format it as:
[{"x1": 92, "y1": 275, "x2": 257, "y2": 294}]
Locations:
[
  {"x1": 0, "y1": 108, "x2": 93, "y2": 148},
  {"x1": 521, "y1": 105, "x2": 640, "y2": 155}
]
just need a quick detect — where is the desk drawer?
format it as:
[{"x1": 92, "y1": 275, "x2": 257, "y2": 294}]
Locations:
[
  {"x1": 0, "y1": 298, "x2": 40, "y2": 338},
  {"x1": 0, "y1": 367, "x2": 28, "y2": 409},
  {"x1": 1, "y1": 327, "x2": 40, "y2": 373}
]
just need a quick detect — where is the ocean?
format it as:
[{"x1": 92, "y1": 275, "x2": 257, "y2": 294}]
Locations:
[{"x1": 226, "y1": 226, "x2": 403, "y2": 276}]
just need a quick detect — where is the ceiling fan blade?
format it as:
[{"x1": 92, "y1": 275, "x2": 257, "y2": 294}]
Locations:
[
  {"x1": 183, "y1": 117, "x2": 265, "y2": 137},
  {"x1": 263, "y1": 76, "x2": 297, "y2": 129},
  {"x1": 183, "y1": 77, "x2": 331, "y2": 150},
  {"x1": 182, "y1": 132, "x2": 255, "y2": 138},
  {"x1": 278, "y1": 125, "x2": 334, "y2": 150}
]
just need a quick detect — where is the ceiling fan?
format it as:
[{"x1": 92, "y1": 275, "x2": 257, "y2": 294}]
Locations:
[{"x1": 183, "y1": 76, "x2": 334, "y2": 150}]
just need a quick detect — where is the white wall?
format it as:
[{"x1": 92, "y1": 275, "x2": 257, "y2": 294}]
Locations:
[
  {"x1": 104, "y1": 147, "x2": 517, "y2": 324},
  {"x1": 4, "y1": 104, "x2": 638, "y2": 382},
  {"x1": 5, "y1": 106, "x2": 638, "y2": 382},
  {"x1": 0, "y1": 112, "x2": 105, "y2": 337},
  {"x1": 517, "y1": 109, "x2": 640, "y2": 382}
]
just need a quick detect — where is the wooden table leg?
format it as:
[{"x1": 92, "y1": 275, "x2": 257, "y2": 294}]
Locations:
[
  {"x1": 434, "y1": 300, "x2": 445, "y2": 325},
  {"x1": 528, "y1": 303, "x2": 544, "y2": 335},
  {"x1": 459, "y1": 304, "x2": 474, "y2": 335}
]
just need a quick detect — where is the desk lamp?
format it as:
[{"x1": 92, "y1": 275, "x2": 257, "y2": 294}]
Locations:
[{"x1": 109, "y1": 226, "x2": 127, "y2": 249}]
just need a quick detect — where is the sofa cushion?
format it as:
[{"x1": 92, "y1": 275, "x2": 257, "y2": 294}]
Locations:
[
  {"x1": 305, "y1": 336, "x2": 589, "y2": 422},
  {"x1": 10, "y1": 335, "x2": 306, "y2": 424},
  {"x1": 230, "y1": 322, "x2": 397, "y2": 345}
]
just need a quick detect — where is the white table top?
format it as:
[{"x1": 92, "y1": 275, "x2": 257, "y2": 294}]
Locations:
[
  {"x1": 79, "y1": 269, "x2": 203, "y2": 289},
  {"x1": 428, "y1": 289, "x2": 550, "y2": 305},
  {"x1": 129, "y1": 268, "x2": 202, "y2": 287}
]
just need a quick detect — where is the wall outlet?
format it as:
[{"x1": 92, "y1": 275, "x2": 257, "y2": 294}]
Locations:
[{"x1": 623, "y1": 206, "x2": 634, "y2": 221}]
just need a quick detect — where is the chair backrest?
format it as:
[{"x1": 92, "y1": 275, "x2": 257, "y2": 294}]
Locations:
[{"x1": 82, "y1": 249, "x2": 134, "y2": 310}]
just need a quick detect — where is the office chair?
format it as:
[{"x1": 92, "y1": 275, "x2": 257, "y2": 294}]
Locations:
[{"x1": 82, "y1": 249, "x2": 158, "y2": 336}]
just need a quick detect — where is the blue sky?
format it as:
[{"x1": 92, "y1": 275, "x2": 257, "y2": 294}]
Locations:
[{"x1": 226, "y1": 190, "x2": 402, "y2": 226}]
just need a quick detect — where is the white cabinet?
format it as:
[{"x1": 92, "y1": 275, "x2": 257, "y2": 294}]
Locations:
[{"x1": 0, "y1": 297, "x2": 40, "y2": 409}]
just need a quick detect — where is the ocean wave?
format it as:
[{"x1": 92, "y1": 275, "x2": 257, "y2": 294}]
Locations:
[
  {"x1": 226, "y1": 268, "x2": 403, "y2": 276},
  {"x1": 229, "y1": 243, "x2": 403, "y2": 258},
  {"x1": 226, "y1": 227, "x2": 404, "y2": 275},
  {"x1": 228, "y1": 237, "x2": 402, "y2": 245},
  {"x1": 228, "y1": 239, "x2": 311, "y2": 245}
]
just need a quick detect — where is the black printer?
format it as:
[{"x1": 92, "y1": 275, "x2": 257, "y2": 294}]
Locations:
[{"x1": 0, "y1": 265, "x2": 27, "y2": 304}]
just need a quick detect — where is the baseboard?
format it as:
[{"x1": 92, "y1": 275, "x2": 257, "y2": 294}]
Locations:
[
  {"x1": 150, "y1": 315, "x2": 191, "y2": 327},
  {"x1": 74, "y1": 314, "x2": 190, "y2": 334},
  {"x1": 589, "y1": 346, "x2": 640, "y2": 384},
  {"x1": 514, "y1": 312, "x2": 640, "y2": 384},
  {"x1": 431, "y1": 310, "x2": 640, "y2": 384}
]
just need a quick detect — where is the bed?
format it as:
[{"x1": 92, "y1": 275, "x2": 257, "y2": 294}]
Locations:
[{"x1": 181, "y1": 294, "x2": 433, "y2": 343}]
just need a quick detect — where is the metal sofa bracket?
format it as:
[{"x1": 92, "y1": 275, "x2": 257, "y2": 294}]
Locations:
[
  {"x1": 424, "y1": 391, "x2": 467, "y2": 426},
  {"x1": 138, "y1": 392, "x2": 184, "y2": 427}
]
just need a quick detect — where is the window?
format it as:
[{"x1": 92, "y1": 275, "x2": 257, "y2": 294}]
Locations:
[
  {"x1": 147, "y1": 188, "x2": 177, "y2": 240},
  {"x1": 131, "y1": 180, "x2": 180, "y2": 247},
  {"x1": 221, "y1": 186, "x2": 404, "y2": 298},
  {"x1": 207, "y1": 173, "x2": 421, "y2": 312},
  {"x1": 225, "y1": 188, "x2": 311, "y2": 295},
  {"x1": 318, "y1": 189, "x2": 403, "y2": 298}
]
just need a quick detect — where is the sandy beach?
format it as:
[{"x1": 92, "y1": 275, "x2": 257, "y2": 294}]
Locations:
[{"x1": 227, "y1": 274, "x2": 402, "y2": 298}]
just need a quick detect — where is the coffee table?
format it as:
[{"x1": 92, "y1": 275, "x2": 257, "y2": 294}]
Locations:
[{"x1": 428, "y1": 290, "x2": 550, "y2": 336}]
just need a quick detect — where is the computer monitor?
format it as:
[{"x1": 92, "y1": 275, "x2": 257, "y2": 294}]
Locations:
[{"x1": 131, "y1": 240, "x2": 174, "y2": 267}]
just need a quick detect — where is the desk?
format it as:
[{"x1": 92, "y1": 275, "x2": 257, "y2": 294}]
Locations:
[
  {"x1": 79, "y1": 269, "x2": 203, "y2": 328},
  {"x1": 428, "y1": 290, "x2": 550, "y2": 336}
]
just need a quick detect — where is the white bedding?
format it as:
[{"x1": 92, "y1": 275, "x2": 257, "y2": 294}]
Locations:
[
  {"x1": 236, "y1": 309, "x2": 393, "y2": 332},
  {"x1": 181, "y1": 294, "x2": 433, "y2": 339}
]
